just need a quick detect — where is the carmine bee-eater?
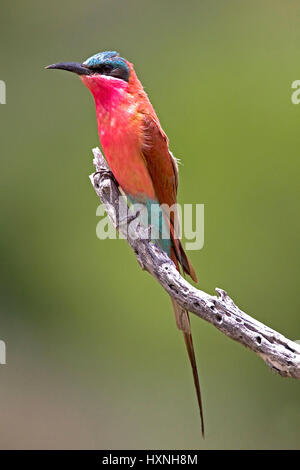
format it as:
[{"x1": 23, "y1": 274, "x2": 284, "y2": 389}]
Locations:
[{"x1": 46, "y1": 51, "x2": 205, "y2": 436}]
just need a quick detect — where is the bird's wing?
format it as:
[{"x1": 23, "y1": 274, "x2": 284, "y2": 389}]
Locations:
[
  {"x1": 142, "y1": 114, "x2": 178, "y2": 209},
  {"x1": 141, "y1": 113, "x2": 197, "y2": 282}
]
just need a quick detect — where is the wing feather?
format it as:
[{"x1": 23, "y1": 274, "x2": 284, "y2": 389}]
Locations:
[{"x1": 141, "y1": 114, "x2": 197, "y2": 282}]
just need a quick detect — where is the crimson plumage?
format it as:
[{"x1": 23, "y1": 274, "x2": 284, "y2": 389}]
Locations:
[{"x1": 47, "y1": 51, "x2": 205, "y2": 436}]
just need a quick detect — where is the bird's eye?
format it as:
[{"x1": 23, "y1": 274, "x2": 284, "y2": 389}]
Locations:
[{"x1": 102, "y1": 64, "x2": 113, "y2": 73}]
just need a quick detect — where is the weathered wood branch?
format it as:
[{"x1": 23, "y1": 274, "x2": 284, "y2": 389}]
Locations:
[{"x1": 89, "y1": 147, "x2": 300, "y2": 379}]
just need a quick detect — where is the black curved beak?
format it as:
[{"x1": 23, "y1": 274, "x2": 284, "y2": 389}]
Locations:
[{"x1": 45, "y1": 62, "x2": 92, "y2": 75}]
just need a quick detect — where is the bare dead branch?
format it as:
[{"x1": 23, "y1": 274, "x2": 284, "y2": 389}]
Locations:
[{"x1": 89, "y1": 147, "x2": 300, "y2": 379}]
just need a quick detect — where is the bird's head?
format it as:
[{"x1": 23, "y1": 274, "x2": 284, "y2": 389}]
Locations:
[{"x1": 46, "y1": 51, "x2": 133, "y2": 100}]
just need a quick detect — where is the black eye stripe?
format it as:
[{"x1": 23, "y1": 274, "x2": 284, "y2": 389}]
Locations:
[
  {"x1": 88, "y1": 62, "x2": 129, "y2": 82},
  {"x1": 90, "y1": 63, "x2": 113, "y2": 73}
]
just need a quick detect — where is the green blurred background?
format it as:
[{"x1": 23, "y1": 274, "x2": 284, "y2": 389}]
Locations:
[{"x1": 0, "y1": 0, "x2": 299, "y2": 449}]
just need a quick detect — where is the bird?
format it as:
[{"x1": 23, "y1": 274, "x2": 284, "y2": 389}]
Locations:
[{"x1": 46, "y1": 51, "x2": 205, "y2": 437}]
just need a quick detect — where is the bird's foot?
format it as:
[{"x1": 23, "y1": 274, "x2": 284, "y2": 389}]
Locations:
[{"x1": 93, "y1": 169, "x2": 118, "y2": 187}]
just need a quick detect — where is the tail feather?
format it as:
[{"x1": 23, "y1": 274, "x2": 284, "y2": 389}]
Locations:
[
  {"x1": 171, "y1": 297, "x2": 205, "y2": 438},
  {"x1": 183, "y1": 329, "x2": 205, "y2": 438},
  {"x1": 170, "y1": 247, "x2": 205, "y2": 437}
]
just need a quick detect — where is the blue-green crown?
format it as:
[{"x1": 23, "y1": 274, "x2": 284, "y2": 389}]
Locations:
[{"x1": 83, "y1": 51, "x2": 130, "y2": 82}]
